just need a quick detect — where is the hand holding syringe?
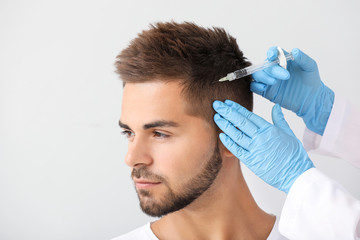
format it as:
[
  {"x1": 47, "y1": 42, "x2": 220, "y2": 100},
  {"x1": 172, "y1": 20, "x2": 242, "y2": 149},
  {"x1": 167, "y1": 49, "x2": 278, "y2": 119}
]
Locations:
[{"x1": 219, "y1": 47, "x2": 294, "y2": 82}]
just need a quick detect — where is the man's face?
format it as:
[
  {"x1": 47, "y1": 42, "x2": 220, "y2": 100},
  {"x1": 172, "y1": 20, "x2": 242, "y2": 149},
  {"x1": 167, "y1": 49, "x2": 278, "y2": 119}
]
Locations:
[{"x1": 119, "y1": 81, "x2": 222, "y2": 217}]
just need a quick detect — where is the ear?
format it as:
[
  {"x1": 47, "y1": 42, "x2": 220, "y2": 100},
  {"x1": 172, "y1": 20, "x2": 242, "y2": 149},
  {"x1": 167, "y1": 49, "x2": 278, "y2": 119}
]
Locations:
[{"x1": 219, "y1": 140, "x2": 235, "y2": 158}]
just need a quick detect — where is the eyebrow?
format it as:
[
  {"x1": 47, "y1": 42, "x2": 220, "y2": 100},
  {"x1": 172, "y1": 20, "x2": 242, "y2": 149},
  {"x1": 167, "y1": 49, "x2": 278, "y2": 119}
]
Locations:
[
  {"x1": 119, "y1": 121, "x2": 131, "y2": 130},
  {"x1": 118, "y1": 120, "x2": 179, "y2": 130}
]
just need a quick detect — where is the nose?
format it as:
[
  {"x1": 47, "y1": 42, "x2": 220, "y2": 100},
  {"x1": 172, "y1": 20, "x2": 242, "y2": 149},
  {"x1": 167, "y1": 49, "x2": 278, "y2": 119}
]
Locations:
[{"x1": 125, "y1": 137, "x2": 153, "y2": 168}]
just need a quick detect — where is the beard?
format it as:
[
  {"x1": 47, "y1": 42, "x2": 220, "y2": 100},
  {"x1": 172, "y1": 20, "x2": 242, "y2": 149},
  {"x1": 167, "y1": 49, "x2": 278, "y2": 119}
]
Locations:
[{"x1": 131, "y1": 141, "x2": 222, "y2": 217}]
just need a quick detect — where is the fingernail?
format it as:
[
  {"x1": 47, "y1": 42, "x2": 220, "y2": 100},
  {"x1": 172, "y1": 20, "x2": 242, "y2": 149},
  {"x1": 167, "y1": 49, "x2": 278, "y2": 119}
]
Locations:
[
  {"x1": 251, "y1": 83, "x2": 266, "y2": 92},
  {"x1": 213, "y1": 100, "x2": 221, "y2": 110},
  {"x1": 292, "y1": 48, "x2": 300, "y2": 58},
  {"x1": 213, "y1": 101, "x2": 227, "y2": 112},
  {"x1": 224, "y1": 99, "x2": 233, "y2": 106},
  {"x1": 214, "y1": 113, "x2": 222, "y2": 121},
  {"x1": 274, "y1": 67, "x2": 290, "y2": 80},
  {"x1": 267, "y1": 46, "x2": 278, "y2": 61},
  {"x1": 259, "y1": 84, "x2": 266, "y2": 91},
  {"x1": 284, "y1": 71, "x2": 290, "y2": 79},
  {"x1": 219, "y1": 132, "x2": 227, "y2": 142}
]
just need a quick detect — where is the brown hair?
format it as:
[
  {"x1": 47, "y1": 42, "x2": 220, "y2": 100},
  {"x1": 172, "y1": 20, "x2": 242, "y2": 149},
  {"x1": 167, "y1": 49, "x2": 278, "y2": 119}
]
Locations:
[{"x1": 115, "y1": 21, "x2": 253, "y2": 128}]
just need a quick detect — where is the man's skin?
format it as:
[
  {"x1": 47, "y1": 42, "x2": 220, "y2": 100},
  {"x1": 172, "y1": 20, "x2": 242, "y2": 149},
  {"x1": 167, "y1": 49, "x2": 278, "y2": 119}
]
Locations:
[{"x1": 119, "y1": 80, "x2": 275, "y2": 240}]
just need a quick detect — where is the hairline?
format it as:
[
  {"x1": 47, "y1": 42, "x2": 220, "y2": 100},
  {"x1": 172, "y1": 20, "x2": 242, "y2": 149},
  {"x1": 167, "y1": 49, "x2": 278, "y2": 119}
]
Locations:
[{"x1": 122, "y1": 78, "x2": 217, "y2": 129}]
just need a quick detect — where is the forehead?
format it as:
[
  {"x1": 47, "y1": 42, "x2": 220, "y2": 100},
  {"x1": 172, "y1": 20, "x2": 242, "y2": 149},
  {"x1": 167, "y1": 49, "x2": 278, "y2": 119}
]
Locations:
[{"x1": 120, "y1": 81, "x2": 199, "y2": 126}]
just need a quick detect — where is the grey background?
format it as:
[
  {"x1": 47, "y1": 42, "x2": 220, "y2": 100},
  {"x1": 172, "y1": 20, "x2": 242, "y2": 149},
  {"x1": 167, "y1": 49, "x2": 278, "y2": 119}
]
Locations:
[{"x1": 1, "y1": 0, "x2": 359, "y2": 239}]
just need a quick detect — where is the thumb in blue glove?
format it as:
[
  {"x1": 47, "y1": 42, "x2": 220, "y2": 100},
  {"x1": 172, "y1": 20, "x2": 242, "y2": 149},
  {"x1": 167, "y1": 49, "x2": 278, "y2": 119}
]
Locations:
[
  {"x1": 251, "y1": 47, "x2": 334, "y2": 136},
  {"x1": 213, "y1": 100, "x2": 315, "y2": 193}
]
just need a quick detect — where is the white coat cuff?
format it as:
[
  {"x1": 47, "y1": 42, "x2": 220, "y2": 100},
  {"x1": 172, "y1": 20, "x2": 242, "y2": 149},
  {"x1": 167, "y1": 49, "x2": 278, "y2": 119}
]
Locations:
[{"x1": 303, "y1": 95, "x2": 345, "y2": 156}]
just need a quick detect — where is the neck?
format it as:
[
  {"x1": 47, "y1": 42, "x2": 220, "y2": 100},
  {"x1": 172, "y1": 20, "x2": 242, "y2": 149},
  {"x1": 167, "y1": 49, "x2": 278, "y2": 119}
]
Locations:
[{"x1": 151, "y1": 158, "x2": 275, "y2": 240}]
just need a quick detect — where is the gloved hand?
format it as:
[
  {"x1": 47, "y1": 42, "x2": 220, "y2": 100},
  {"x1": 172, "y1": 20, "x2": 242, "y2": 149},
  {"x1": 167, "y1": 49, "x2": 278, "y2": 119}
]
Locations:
[
  {"x1": 251, "y1": 47, "x2": 335, "y2": 136},
  {"x1": 213, "y1": 100, "x2": 315, "y2": 193}
]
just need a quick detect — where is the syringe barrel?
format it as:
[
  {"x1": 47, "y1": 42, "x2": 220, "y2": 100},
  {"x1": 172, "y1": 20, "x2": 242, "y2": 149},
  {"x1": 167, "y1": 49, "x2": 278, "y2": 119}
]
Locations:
[
  {"x1": 233, "y1": 69, "x2": 248, "y2": 80},
  {"x1": 223, "y1": 52, "x2": 294, "y2": 82}
]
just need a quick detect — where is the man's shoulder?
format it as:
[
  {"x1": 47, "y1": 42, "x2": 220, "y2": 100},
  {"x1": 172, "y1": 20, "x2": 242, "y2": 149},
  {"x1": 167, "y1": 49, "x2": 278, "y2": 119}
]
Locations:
[{"x1": 111, "y1": 223, "x2": 158, "y2": 240}]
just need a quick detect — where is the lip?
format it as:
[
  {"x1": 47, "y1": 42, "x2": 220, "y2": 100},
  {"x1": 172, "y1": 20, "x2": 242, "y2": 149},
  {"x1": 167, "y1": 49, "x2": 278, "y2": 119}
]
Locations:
[{"x1": 134, "y1": 179, "x2": 161, "y2": 189}]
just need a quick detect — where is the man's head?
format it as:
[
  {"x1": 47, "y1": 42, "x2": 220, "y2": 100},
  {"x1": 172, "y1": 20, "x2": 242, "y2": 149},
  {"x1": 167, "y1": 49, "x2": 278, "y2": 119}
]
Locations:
[{"x1": 116, "y1": 22, "x2": 253, "y2": 217}]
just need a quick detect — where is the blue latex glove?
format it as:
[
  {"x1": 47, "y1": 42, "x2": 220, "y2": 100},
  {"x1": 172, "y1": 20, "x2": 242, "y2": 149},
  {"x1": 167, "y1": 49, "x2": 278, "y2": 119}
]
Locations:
[
  {"x1": 213, "y1": 100, "x2": 315, "y2": 193},
  {"x1": 251, "y1": 47, "x2": 335, "y2": 136}
]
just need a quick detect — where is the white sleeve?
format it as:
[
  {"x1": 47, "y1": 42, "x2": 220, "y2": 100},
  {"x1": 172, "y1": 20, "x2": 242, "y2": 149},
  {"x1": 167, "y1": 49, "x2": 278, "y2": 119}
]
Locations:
[
  {"x1": 279, "y1": 168, "x2": 360, "y2": 240},
  {"x1": 303, "y1": 95, "x2": 360, "y2": 168}
]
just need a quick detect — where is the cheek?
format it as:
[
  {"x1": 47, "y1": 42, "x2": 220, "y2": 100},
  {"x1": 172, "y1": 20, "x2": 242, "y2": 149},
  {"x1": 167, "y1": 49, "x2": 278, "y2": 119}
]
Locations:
[{"x1": 151, "y1": 135, "x2": 215, "y2": 182}]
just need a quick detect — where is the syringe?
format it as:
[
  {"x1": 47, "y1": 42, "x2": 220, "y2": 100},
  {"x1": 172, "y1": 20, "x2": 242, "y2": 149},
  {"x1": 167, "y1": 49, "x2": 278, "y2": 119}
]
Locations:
[{"x1": 218, "y1": 51, "x2": 294, "y2": 82}]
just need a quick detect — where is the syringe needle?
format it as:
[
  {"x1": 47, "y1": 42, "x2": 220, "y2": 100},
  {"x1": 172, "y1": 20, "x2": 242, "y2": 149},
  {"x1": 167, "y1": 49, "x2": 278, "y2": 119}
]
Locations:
[{"x1": 219, "y1": 76, "x2": 228, "y2": 82}]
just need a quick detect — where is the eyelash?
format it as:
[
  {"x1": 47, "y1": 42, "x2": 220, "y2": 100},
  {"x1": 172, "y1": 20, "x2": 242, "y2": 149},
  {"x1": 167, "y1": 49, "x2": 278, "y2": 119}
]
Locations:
[
  {"x1": 121, "y1": 130, "x2": 134, "y2": 139},
  {"x1": 153, "y1": 131, "x2": 169, "y2": 139},
  {"x1": 120, "y1": 130, "x2": 170, "y2": 139}
]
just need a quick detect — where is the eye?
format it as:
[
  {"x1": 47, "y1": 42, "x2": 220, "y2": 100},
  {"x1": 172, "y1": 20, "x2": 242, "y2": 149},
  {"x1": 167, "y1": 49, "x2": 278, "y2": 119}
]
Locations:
[
  {"x1": 153, "y1": 131, "x2": 169, "y2": 139},
  {"x1": 121, "y1": 130, "x2": 134, "y2": 139}
]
